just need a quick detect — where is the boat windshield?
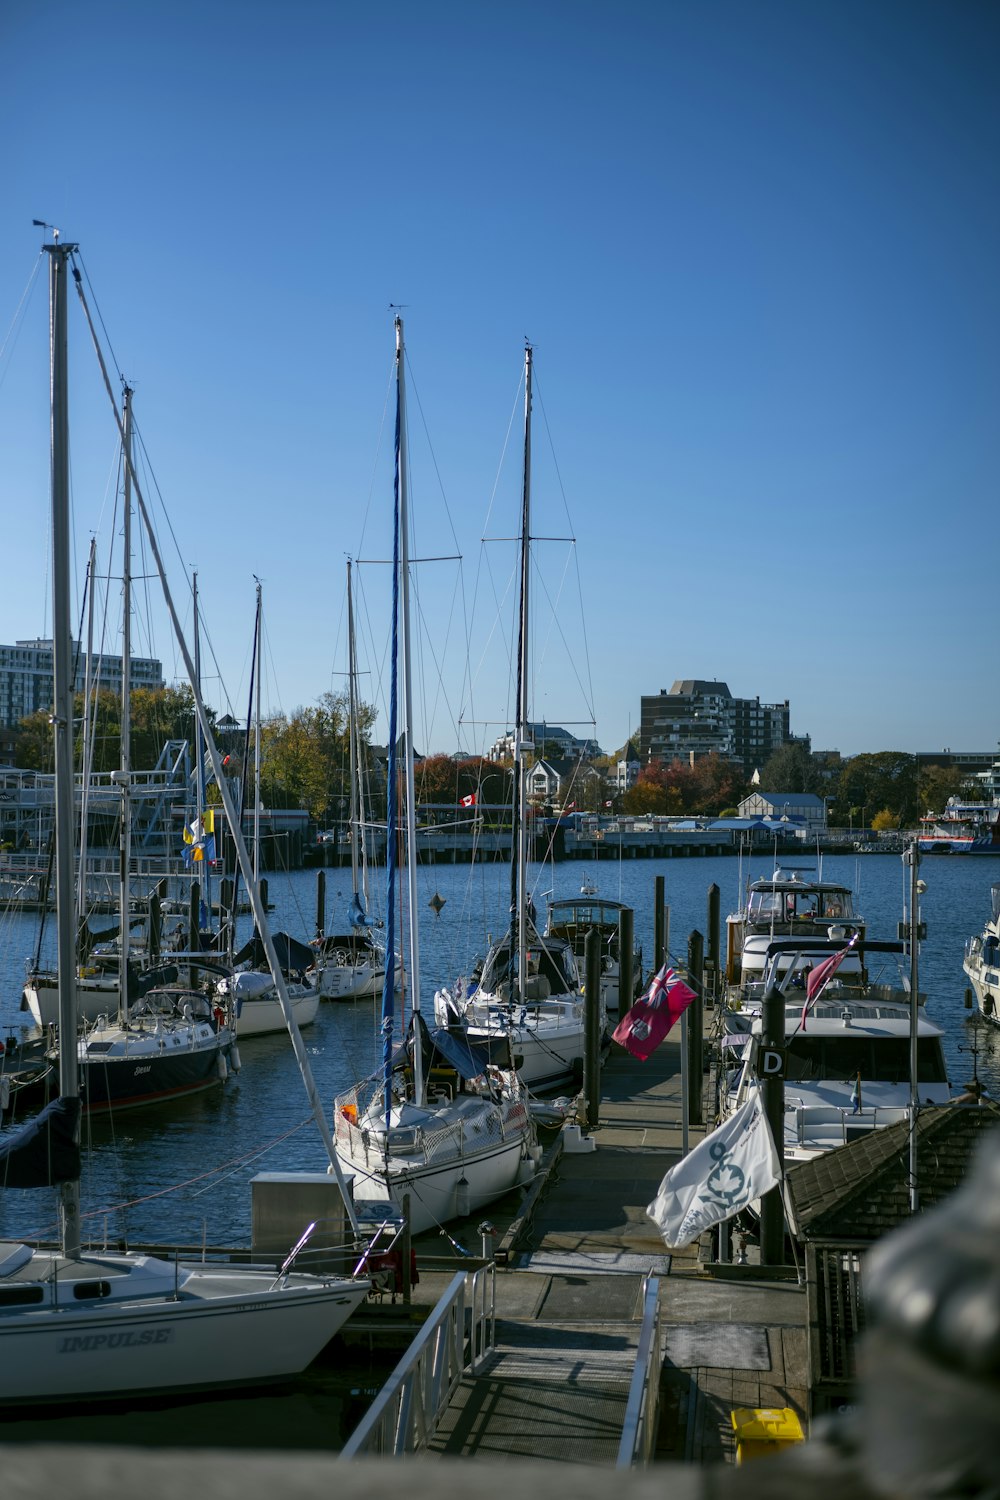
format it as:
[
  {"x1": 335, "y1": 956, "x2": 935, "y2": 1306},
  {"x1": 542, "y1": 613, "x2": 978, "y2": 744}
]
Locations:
[
  {"x1": 783, "y1": 1035, "x2": 947, "y2": 1084},
  {"x1": 747, "y1": 888, "x2": 852, "y2": 922}
]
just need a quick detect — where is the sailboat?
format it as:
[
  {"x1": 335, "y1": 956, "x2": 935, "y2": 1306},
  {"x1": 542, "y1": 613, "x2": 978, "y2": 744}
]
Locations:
[
  {"x1": 333, "y1": 318, "x2": 538, "y2": 1236},
  {"x1": 17, "y1": 389, "x2": 236, "y2": 1114},
  {"x1": 315, "y1": 559, "x2": 401, "y2": 1001},
  {"x1": 214, "y1": 581, "x2": 320, "y2": 1038},
  {"x1": 0, "y1": 236, "x2": 369, "y2": 1403},
  {"x1": 433, "y1": 343, "x2": 603, "y2": 1093}
]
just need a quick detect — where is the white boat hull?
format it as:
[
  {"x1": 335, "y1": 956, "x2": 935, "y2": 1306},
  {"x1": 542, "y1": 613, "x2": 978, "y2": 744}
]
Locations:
[
  {"x1": 0, "y1": 1249, "x2": 369, "y2": 1404},
  {"x1": 235, "y1": 986, "x2": 320, "y2": 1036},
  {"x1": 335, "y1": 1091, "x2": 536, "y2": 1235}
]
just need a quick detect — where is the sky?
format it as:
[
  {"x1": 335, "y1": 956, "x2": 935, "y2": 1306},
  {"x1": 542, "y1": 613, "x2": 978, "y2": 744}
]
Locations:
[{"x1": 1, "y1": 0, "x2": 998, "y2": 762}]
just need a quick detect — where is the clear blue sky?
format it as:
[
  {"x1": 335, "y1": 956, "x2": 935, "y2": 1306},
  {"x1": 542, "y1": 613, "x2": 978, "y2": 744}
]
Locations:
[{"x1": 1, "y1": 0, "x2": 998, "y2": 761}]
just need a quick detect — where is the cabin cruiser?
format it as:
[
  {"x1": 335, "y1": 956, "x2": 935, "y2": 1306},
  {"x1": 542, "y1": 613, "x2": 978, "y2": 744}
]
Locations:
[
  {"x1": 545, "y1": 892, "x2": 643, "y2": 1015},
  {"x1": 963, "y1": 882, "x2": 1000, "y2": 1022},
  {"x1": 725, "y1": 867, "x2": 865, "y2": 1007},
  {"x1": 718, "y1": 941, "x2": 951, "y2": 1163}
]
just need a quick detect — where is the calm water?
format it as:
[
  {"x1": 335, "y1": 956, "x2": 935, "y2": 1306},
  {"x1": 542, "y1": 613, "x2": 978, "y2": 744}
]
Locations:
[{"x1": 1, "y1": 849, "x2": 997, "y2": 1250}]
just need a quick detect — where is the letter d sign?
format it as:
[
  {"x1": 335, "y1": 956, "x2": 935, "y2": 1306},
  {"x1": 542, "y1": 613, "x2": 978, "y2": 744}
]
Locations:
[{"x1": 760, "y1": 1047, "x2": 785, "y2": 1077}]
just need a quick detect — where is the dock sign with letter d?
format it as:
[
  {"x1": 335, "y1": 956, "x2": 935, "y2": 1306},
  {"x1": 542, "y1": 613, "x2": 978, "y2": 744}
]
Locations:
[{"x1": 759, "y1": 1046, "x2": 785, "y2": 1077}]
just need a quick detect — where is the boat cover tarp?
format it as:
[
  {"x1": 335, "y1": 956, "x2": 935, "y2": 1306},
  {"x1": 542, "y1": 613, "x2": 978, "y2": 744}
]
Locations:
[
  {"x1": 0, "y1": 1095, "x2": 81, "y2": 1188},
  {"x1": 408, "y1": 1012, "x2": 513, "y2": 1079},
  {"x1": 233, "y1": 930, "x2": 316, "y2": 974}
]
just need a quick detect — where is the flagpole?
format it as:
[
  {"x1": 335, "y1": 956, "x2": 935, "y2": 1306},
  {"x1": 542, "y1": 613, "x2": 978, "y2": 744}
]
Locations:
[
  {"x1": 905, "y1": 841, "x2": 923, "y2": 1213},
  {"x1": 759, "y1": 963, "x2": 786, "y2": 1265}
]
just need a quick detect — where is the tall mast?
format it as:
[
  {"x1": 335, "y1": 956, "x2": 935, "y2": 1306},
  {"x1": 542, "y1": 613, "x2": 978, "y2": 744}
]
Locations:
[
  {"x1": 512, "y1": 343, "x2": 533, "y2": 1005},
  {"x1": 346, "y1": 559, "x2": 364, "y2": 910},
  {"x1": 117, "y1": 386, "x2": 133, "y2": 1023},
  {"x1": 77, "y1": 538, "x2": 97, "y2": 919},
  {"x1": 396, "y1": 316, "x2": 424, "y2": 1105},
  {"x1": 192, "y1": 570, "x2": 212, "y2": 919},
  {"x1": 47, "y1": 236, "x2": 81, "y2": 1259},
  {"x1": 253, "y1": 578, "x2": 262, "y2": 885}
]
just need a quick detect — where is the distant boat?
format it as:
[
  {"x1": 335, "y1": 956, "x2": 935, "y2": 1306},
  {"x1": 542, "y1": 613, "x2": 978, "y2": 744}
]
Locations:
[
  {"x1": 724, "y1": 865, "x2": 865, "y2": 1006},
  {"x1": 314, "y1": 559, "x2": 401, "y2": 1002},
  {"x1": 918, "y1": 799, "x2": 1000, "y2": 855},
  {"x1": 545, "y1": 891, "x2": 643, "y2": 1016},
  {"x1": 963, "y1": 882, "x2": 1000, "y2": 1022}
]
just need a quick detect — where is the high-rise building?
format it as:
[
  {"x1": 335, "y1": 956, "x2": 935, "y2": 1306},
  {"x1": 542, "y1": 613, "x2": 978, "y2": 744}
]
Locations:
[
  {"x1": 0, "y1": 639, "x2": 164, "y2": 729},
  {"x1": 639, "y1": 681, "x2": 794, "y2": 774}
]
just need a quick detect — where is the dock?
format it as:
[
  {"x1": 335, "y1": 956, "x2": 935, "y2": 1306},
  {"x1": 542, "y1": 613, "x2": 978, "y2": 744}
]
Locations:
[{"x1": 350, "y1": 1034, "x2": 808, "y2": 1465}]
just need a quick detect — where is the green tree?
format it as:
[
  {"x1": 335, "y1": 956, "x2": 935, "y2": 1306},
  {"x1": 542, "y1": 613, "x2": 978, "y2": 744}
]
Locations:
[
  {"x1": 918, "y1": 763, "x2": 977, "y2": 815},
  {"x1": 835, "y1": 752, "x2": 919, "y2": 827},
  {"x1": 759, "y1": 742, "x2": 821, "y2": 795}
]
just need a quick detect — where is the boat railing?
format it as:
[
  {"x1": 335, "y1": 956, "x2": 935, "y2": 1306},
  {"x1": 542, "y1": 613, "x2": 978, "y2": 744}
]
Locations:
[
  {"x1": 616, "y1": 1273, "x2": 663, "y2": 1467},
  {"x1": 793, "y1": 1103, "x2": 910, "y2": 1146},
  {"x1": 340, "y1": 1263, "x2": 496, "y2": 1457}
]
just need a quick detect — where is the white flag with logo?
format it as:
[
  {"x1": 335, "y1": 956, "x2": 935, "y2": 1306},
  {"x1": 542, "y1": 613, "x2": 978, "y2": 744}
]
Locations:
[{"x1": 646, "y1": 1094, "x2": 781, "y2": 1248}]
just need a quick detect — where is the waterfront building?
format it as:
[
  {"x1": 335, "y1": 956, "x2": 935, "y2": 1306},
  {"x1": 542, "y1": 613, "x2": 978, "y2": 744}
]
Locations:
[
  {"x1": 488, "y1": 722, "x2": 601, "y2": 762},
  {"x1": 639, "y1": 680, "x2": 793, "y2": 774},
  {"x1": 0, "y1": 638, "x2": 163, "y2": 729},
  {"x1": 738, "y1": 789, "x2": 827, "y2": 832}
]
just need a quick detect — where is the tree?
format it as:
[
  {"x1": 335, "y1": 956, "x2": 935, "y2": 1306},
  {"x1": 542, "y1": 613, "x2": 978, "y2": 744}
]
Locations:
[
  {"x1": 621, "y1": 761, "x2": 684, "y2": 816},
  {"x1": 257, "y1": 690, "x2": 367, "y2": 822},
  {"x1": 871, "y1": 808, "x2": 901, "y2": 831},
  {"x1": 759, "y1": 742, "x2": 821, "y2": 795},
  {"x1": 834, "y1": 752, "x2": 919, "y2": 827},
  {"x1": 918, "y1": 763, "x2": 977, "y2": 815}
]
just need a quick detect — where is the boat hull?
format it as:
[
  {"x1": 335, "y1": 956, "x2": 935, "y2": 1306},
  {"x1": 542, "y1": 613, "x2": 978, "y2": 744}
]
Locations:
[
  {"x1": 343, "y1": 1133, "x2": 531, "y2": 1236},
  {"x1": 235, "y1": 987, "x2": 320, "y2": 1036},
  {"x1": 0, "y1": 1253, "x2": 368, "y2": 1403}
]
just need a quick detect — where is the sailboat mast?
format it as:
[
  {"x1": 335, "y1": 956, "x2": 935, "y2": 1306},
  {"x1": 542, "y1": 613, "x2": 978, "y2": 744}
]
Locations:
[
  {"x1": 118, "y1": 386, "x2": 133, "y2": 1024},
  {"x1": 396, "y1": 317, "x2": 424, "y2": 1104},
  {"x1": 513, "y1": 343, "x2": 533, "y2": 1004},
  {"x1": 47, "y1": 236, "x2": 81, "y2": 1259},
  {"x1": 77, "y1": 538, "x2": 97, "y2": 919},
  {"x1": 346, "y1": 560, "x2": 361, "y2": 901},
  {"x1": 253, "y1": 578, "x2": 262, "y2": 886}
]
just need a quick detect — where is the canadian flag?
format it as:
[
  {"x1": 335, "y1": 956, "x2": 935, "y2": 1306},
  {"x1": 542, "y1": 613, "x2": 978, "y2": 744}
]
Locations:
[{"x1": 461, "y1": 793, "x2": 477, "y2": 807}]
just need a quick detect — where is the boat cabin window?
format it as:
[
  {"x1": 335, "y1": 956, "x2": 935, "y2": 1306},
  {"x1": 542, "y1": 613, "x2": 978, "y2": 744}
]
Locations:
[
  {"x1": 72, "y1": 1279, "x2": 113, "y2": 1301},
  {"x1": 784, "y1": 1036, "x2": 947, "y2": 1084},
  {"x1": 0, "y1": 1285, "x2": 45, "y2": 1307}
]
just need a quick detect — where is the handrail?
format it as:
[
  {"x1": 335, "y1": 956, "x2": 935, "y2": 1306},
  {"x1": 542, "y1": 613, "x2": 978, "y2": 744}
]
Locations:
[
  {"x1": 340, "y1": 1263, "x2": 496, "y2": 1457},
  {"x1": 616, "y1": 1274, "x2": 662, "y2": 1468}
]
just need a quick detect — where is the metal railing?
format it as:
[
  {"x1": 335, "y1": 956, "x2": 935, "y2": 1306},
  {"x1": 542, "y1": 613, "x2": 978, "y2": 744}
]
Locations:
[
  {"x1": 616, "y1": 1274, "x2": 662, "y2": 1467},
  {"x1": 340, "y1": 1263, "x2": 496, "y2": 1457}
]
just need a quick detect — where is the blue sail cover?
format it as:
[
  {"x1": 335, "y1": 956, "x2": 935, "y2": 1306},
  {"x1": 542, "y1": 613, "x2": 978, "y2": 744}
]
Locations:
[
  {"x1": 0, "y1": 1095, "x2": 81, "y2": 1188},
  {"x1": 426, "y1": 1026, "x2": 496, "y2": 1081},
  {"x1": 348, "y1": 892, "x2": 370, "y2": 928}
]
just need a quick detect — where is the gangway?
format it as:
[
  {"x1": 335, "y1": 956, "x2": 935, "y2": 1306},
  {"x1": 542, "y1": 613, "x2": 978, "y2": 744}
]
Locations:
[{"x1": 341, "y1": 1270, "x2": 662, "y2": 1466}]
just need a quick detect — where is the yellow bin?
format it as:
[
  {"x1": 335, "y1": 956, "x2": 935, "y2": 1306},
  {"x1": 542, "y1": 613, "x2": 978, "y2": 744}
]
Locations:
[{"x1": 730, "y1": 1407, "x2": 804, "y2": 1464}]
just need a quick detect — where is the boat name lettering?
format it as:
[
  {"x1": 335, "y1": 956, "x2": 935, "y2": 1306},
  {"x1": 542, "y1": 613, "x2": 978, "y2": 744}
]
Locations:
[
  {"x1": 59, "y1": 1327, "x2": 174, "y2": 1353},
  {"x1": 134, "y1": 1066, "x2": 152, "y2": 1075}
]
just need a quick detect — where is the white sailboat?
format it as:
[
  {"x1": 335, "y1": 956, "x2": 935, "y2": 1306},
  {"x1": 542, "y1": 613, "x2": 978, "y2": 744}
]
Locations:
[
  {"x1": 315, "y1": 559, "x2": 401, "y2": 1002},
  {"x1": 0, "y1": 236, "x2": 369, "y2": 1403},
  {"x1": 433, "y1": 343, "x2": 601, "y2": 1092},
  {"x1": 214, "y1": 581, "x2": 320, "y2": 1038},
  {"x1": 333, "y1": 318, "x2": 538, "y2": 1236}
]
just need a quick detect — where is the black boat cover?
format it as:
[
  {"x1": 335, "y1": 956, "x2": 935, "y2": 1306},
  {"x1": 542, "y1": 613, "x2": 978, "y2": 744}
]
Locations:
[
  {"x1": 232, "y1": 930, "x2": 316, "y2": 974},
  {"x1": 0, "y1": 1095, "x2": 81, "y2": 1188}
]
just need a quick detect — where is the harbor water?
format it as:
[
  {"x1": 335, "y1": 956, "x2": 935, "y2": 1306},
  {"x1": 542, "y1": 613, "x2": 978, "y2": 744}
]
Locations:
[{"x1": 1, "y1": 850, "x2": 997, "y2": 1255}]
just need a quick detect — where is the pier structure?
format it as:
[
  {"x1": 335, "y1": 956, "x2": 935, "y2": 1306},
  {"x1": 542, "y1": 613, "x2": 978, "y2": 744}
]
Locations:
[{"x1": 345, "y1": 1029, "x2": 807, "y2": 1466}]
